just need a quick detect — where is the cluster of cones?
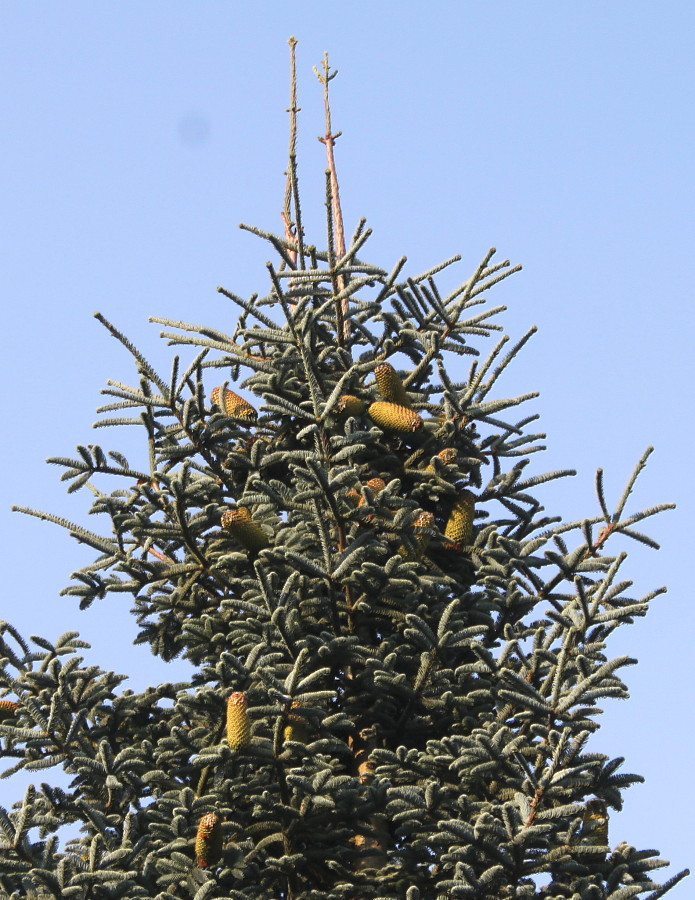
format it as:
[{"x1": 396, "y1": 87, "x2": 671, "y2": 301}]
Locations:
[
  {"x1": 213, "y1": 361, "x2": 477, "y2": 558},
  {"x1": 195, "y1": 690, "x2": 306, "y2": 868}
]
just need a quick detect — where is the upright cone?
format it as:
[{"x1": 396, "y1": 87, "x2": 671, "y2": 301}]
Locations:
[
  {"x1": 195, "y1": 812, "x2": 223, "y2": 867},
  {"x1": 336, "y1": 394, "x2": 366, "y2": 418},
  {"x1": 580, "y1": 798, "x2": 608, "y2": 848},
  {"x1": 221, "y1": 506, "x2": 270, "y2": 553},
  {"x1": 0, "y1": 700, "x2": 18, "y2": 721},
  {"x1": 283, "y1": 701, "x2": 310, "y2": 745},
  {"x1": 211, "y1": 386, "x2": 257, "y2": 420},
  {"x1": 226, "y1": 691, "x2": 251, "y2": 750},
  {"x1": 346, "y1": 477, "x2": 386, "y2": 507},
  {"x1": 360, "y1": 477, "x2": 387, "y2": 508},
  {"x1": 374, "y1": 362, "x2": 412, "y2": 407},
  {"x1": 398, "y1": 510, "x2": 435, "y2": 560},
  {"x1": 444, "y1": 490, "x2": 475, "y2": 546},
  {"x1": 412, "y1": 510, "x2": 435, "y2": 557},
  {"x1": 425, "y1": 448, "x2": 458, "y2": 471}
]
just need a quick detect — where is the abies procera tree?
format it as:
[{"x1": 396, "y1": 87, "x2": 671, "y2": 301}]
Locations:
[{"x1": 1, "y1": 42, "x2": 688, "y2": 900}]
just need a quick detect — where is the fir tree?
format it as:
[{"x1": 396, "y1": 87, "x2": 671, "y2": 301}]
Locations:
[{"x1": 1, "y1": 41, "x2": 689, "y2": 900}]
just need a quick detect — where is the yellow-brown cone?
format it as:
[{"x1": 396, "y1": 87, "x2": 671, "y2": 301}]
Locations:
[
  {"x1": 361, "y1": 478, "x2": 386, "y2": 511},
  {"x1": 221, "y1": 507, "x2": 269, "y2": 552},
  {"x1": 211, "y1": 386, "x2": 257, "y2": 420},
  {"x1": 195, "y1": 812, "x2": 223, "y2": 868},
  {"x1": 0, "y1": 700, "x2": 18, "y2": 721},
  {"x1": 226, "y1": 691, "x2": 251, "y2": 750},
  {"x1": 581, "y1": 798, "x2": 608, "y2": 847},
  {"x1": 412, "y1": 510, "x2": 435, "y2": 556},
  {"x1": 336, "y1": 394, "x2": 366, "y2": 418},
  {"x1": 347, "y1": 477, "x2": 386, "y2": 508},
  {"x1": 444, "y1": 490, "x2": 475, "y2": 546},
  {"x1": 368, "y1": 401, "x2": 422, "y2": 433},
  {"x1": 413, "y1": 510, "x2": 435, "y2": 530},
  {"x1": 283, "y1": 702, "x2": 309, "y2": 745},
  {"x1": 345, "y1": 487, "x2": 362, "y2": 506},
  {"x1": 425, "y1": 448, "x2": 458, "y2": 471},
  {"x1": 374, "y1": 362, "x2": 412, "y2": 407},
  {"x1": 398, "y1": 510, "x2": 435, "y2": 560}
]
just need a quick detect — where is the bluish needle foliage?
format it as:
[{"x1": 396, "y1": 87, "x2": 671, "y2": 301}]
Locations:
[{"x1": 1, "y1": 53, "x2": 688, "y2": 900}]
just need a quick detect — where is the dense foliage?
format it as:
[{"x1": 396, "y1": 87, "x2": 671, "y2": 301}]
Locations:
[{"x1": 1, "y1": 51, "x2": 687, "y2": 900}]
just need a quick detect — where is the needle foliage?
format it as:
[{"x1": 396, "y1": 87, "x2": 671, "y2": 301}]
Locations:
[{"x1": 1, "y1": 43, "x2": 687, "y2": 900}]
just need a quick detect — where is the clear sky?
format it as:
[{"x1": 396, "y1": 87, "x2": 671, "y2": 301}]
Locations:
[{"x1": 1, "y1": 3, "x2": 692, "y2": 886}]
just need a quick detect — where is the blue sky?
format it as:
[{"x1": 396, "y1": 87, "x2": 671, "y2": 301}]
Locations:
[{"x1": 1, "y1": 3, "x2": 693, "y2": 886}]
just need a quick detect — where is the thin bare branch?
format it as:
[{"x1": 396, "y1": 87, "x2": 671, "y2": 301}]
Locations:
[{"x1": 315, "y1": 52, "x2": 349, "y2": 342}]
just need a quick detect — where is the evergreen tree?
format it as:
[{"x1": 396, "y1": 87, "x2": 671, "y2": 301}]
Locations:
[{"x1": 1, "y1": 42, "x2": 688, "y2": 900}]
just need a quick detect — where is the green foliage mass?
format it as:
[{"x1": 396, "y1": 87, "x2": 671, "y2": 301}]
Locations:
[{"x1": 0, "y1": 57, "x2": 688, "y2": 900}]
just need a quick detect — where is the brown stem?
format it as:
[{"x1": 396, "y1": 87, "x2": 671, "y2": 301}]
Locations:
[
  {"x1": 315, "y1": 53, "x2": 349, "y2": 343},
  {"x1": 524, "y1": 786, "x2": 545, "y2": 828},
  {"x1": 142, "y1": 543, "x2": 176, "y2": 564}
]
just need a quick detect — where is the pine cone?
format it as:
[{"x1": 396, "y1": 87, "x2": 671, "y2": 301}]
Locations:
[
  {"x1": 425, "y1": 448, "x2": 458, "y2": 471},
  {"x1": 368, "y1": 401, "x2": 423, "y2": 433},
  {"x1": 226, "y1": 691, "x2": 251, "y2": 750},
  {"x1": 581, "y1": 798, "x2": 608, "y2": 847},
  {"x1": 336, "y1": 394, "x2": 366, "y2": 417},
  {"x1": 412, "y1": 510, "x2": 435, "y2": 556},
  {"x1": 221, "y1": 506, "x2": 270, "y2": 552},
  {"x1": 283, "y1": 701, "x2": 309, "y2": 744},
  {"x1": 413, "y1": 509, "x2": 435, "y2": 528},
  {"x1": 345, "y1": 487, "x2": 362, "y2": 506},
  {"x1": 444, "y1": 490, "x2": 475, "y2": 546},
  {"x1": 211, "y1": 386, "x2": 257, "y2": 420},
  {"x1": 347, "y1": 477, "x2": 386, "y2": 507},
  {"x1": 397, "y1": 510, "x2": 435, "y2": 560},
  {"x1": 195, "y1": 812, "x2": 223, "y2": 867},
  {"x1": 374, "y1": 362, "x2": 412, "y2": 407},
  {"x1": 0, "y1": 700, "x2": 18, "y2": 721}
]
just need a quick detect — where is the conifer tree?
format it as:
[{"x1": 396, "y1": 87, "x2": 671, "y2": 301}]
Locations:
[{"x1": 1, "y1": 41, "x2": 688, "y2": 900}]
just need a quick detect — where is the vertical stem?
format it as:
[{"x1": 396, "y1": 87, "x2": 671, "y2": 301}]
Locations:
[
  {"x1": 282, "y1": 37, "x2": 300, "y2": 269},
  {"x1": 316, "y1": 52, "x2": 349, "y2": 343}
]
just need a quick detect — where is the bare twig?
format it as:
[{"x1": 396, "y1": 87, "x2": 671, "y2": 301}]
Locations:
[
  {"x1": 282, "y1": 36, "x2": 300, "y2": 269},
  {"x1": 315, "y1": 52, "x2": 349, "y2": 342}
]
